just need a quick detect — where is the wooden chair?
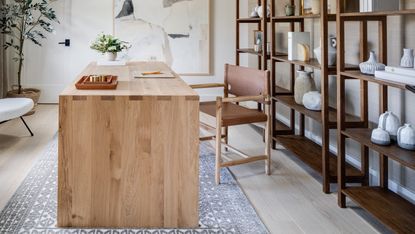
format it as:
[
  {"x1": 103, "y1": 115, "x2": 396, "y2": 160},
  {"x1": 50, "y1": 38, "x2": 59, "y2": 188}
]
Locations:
[{"x1": 191, "y1": 64, "x2": 271, "y2": 184}]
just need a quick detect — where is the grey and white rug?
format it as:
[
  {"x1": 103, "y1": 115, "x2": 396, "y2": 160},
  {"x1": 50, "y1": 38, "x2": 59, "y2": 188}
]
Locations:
[{"x1": 0, "y1": 136, "x2": 268, "y2": 234}]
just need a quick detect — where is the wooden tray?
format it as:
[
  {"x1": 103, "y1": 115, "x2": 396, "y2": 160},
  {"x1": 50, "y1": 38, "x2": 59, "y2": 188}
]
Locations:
[{"x1": 75, "y1": 75, "x2": 118, "y2": 90}]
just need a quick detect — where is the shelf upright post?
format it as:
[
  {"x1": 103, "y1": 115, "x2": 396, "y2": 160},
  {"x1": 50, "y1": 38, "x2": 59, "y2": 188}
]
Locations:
[
  {"x1": 359, "y1": 20, "x2": 370, "y2": 186},
  {"x1": 236, "y1": 0, "x2": 240, "y2": 66},
  {"x1": 336, "y1": 0, "x2": 347, "y2": 207},
  {"x1": 379, "y1": 17, "x2": 389, "y2": 189},
  {"x1": 320, "y1": 0, "x2": 330, "y2": 194}
]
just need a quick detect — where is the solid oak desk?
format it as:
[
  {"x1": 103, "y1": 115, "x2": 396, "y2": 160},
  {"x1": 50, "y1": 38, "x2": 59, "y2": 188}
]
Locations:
[{"x1": 58, "y1": 62, "x2": 199, "y2": 228}]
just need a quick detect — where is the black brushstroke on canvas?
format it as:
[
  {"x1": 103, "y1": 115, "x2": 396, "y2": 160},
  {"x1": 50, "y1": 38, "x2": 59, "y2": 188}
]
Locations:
[
  {"x1": 116, "y1": 0, "x2": 134, "y2": 18},
  {"x1": 168, "y1": 34, "x2": 190, "y2": 39},
  {"x1": 163, "y1": 0, "x2": 192, "y2": 8}
]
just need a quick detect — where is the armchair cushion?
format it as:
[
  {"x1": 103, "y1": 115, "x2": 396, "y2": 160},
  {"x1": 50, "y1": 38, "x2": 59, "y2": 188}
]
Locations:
[
  {"x1": 0, "y1": 98, "x2": 34, "y2": 122},
  {"x1": 200, "y1": 101, "x2": 267, "y2": 126}
]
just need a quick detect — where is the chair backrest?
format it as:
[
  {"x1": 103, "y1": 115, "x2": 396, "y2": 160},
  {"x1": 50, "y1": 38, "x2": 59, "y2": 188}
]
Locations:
[{"x1": 224, "y1": 64, "x2": 270, "y2": 99}]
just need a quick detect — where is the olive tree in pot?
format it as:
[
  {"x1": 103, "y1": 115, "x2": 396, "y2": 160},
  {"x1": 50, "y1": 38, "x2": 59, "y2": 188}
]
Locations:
[{"x1": 0, "y1": 0, "x2": 58, "y2": 114}]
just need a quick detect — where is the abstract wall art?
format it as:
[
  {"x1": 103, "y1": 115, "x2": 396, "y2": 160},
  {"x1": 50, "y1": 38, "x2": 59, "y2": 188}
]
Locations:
[{"x1": 114, "y1": 0, "x2": 210, "y2": 75}]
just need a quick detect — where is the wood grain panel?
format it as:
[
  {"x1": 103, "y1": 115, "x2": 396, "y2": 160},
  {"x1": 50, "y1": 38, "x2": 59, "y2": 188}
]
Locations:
[{"x1": 58, "y1": 62, "x2": 199, "y2": 228}]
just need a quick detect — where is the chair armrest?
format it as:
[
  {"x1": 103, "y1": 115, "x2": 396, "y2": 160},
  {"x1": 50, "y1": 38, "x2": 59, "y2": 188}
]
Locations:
[
  {"x1": 221, "y1": 95, "x2": 268, "y2": 103},
  {"x1": 190, "y1": 83, "x2": 226, "y2": 90}
]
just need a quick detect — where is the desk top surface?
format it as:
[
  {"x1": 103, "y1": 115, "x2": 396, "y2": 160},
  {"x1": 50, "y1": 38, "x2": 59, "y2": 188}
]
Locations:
[{"x1": 60, "y1": 62, "x2": 199, "y2": 97}]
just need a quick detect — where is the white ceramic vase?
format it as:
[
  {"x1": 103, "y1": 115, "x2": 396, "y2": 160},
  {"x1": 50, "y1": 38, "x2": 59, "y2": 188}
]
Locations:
[
  {"x1": 106, "y1": 52, "x2": 117, "y2": 61},
  {"x1": 400, "y1": 48, "x2": 414, "y2": 68},
  {"x1": 378, "y1": 111, "x2": 401, "y2": 141},
  {"x1": 312, "y1": 0, "x2": 320, "y2": 14},
  {"x1": 251, "y1": 5, "x2": 259, "y2": 17},
  {"x1": 294, "y1": 71, "x2": 316, "y2": 105},
  {"x1": 302, "y1": 91, "x2": 321, "y2": 111},
  {"x1": 397, "y1": 124, "x2": 415, "y2": 151},
  {"x1": 314, "y1": 36, "x2": 337, "y2": 66},
  {"x1": 371, "y1": 128, "x2": 391, "y2": 146},
  {"x1": 257, "y1": 5, "x2": 270, "y2": 18},
  {"x1": 359, "y1": 51, "x2": 386, "y2": 75}
]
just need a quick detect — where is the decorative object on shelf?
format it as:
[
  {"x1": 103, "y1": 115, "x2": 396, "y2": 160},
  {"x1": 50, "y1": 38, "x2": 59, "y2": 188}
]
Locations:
[
  {"x1": 90, "y1": 33, "x2": 131, "y2": 61},
  {"x1": 250, "y1": 5, "x2": 259, "y2": 18},
  {"x1": 311, "y1": 0, "x2": 320, "y2": 14},
  {"x1": 359, "y1": 0, "x2": 399, "y2": 12},
  {"x1": 300, "y1": 0, "x2": 312, "y2": 15},
  {"x1": 297, "y1": 44, "x2": 310, "y2": 62},
  {"x1": 371, "y1": 128, "x2": 391, "y2": 146},
  {"x1": 254, "y1": 30, "x2": 263, "y2": 52},
  {"x1": 359, "y1": 51, "x2": 386, "y2": 75},
  {"x1": 294, "y1": 70, "x2": 316, "y2": 105},
  {"x1": 302, "y1": 91, "x2": 321, "y2": 111},
  {"x1": 329, "y1": 0, "x2": 337, "y2": 14},
  {"x1": 397, "y1": 124, "x2": 415, "y2": 151},
  {"x1": 285, "y1": 4, "x2": 296, "y2": 16},
  {"x1": 378, "y1": 111, "x2": 401, "y2": 141},
  {"x1": 257, "y1": 4, "x2": 270, "y2": 18},
  {"x1": 400, "y1": 48, "x2": 414, "y2": 68},
  {"x1": 375, "y1": 70, "x2": 415, "y2": 86},
  {"x1": 314, "y1": 35, "x2": 337, "y2": 66},
  {"x1": 288, "y1": 32, "x2": 310, "y2": 61}
]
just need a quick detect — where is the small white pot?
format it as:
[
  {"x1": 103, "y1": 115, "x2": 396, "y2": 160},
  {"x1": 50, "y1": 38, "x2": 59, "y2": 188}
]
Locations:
[
  {"x1": 378, "y1": 111, "x2": 400, "y2": 141},
  {"x1": 106, "y1": 52, "x2": 117, "y2": 61},
  {"x1": 397, "y1": 124, "x2": 415, "y2": 151},
  {"x1": 371, "y1": 128, "x2": 391, "y2": 146},
  {"x1": 400, "y1": 48, "x2": 414, "y2": 68}
]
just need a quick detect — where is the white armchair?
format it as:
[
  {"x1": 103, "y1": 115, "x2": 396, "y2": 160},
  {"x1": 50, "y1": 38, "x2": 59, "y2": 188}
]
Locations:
[{"x1": 0, "y1": 98, "x2": 35, "y2": 136}]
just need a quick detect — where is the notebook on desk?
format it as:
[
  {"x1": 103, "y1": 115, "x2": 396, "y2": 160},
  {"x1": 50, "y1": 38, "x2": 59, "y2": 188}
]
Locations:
[{"x1": 133, "y1": 71, "x2": 175, "y2": 78}]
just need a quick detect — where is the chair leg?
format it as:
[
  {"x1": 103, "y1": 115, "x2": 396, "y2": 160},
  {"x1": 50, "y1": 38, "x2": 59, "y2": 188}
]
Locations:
[
  {"x1": 215, "y1": 98, "x2": 223, "y2": 185},
  {"x1": 20, "y1": 117, "x2": 34, "y2": 137}
]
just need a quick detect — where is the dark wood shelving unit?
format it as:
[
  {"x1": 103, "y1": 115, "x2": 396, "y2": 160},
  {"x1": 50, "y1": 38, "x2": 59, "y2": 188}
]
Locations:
[
  {"x1": 336, "y1": 1, "x2": 415, "y2": 233},
  {"x1": 270, "y1": 0, "x2": 365, "y2": 193}
]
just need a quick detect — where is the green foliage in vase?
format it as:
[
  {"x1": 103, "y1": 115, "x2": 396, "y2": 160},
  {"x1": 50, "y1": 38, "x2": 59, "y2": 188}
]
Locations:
[
  {"x1": 0, "y1": 0, "x2": 59, "y2": 94},
  {"x1": 90, "y1": 33, "x2": 131, "y2": 54}
]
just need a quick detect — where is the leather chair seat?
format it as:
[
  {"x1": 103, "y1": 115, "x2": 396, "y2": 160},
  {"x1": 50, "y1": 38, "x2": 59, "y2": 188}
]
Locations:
[{"x1": 200, "y1": 101, "x2": 267, "y2": 126}]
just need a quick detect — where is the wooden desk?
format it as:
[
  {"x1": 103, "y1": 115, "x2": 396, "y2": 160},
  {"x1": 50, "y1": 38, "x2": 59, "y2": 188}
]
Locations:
[{"x1": 58, "y1": 62, "x2": 199, "y2": 228}]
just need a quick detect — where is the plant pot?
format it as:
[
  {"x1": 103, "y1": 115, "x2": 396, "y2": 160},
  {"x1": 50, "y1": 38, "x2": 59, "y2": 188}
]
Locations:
[
  {"x1": 6, "y1": 88, "x2": 41, "y2": 116},
  {"x1": 106, "y1": 52, "x2": 117, "y2": 61},
  {"x1": 294, "y1": 70, "x2": 316, "y2": 105}
]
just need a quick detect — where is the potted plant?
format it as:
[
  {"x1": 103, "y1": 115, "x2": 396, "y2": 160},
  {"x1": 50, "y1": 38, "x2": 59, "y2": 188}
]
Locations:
[
  {"x1": 90, "y1": 33, "x2": 130, "y2": 61},
  {"x1": 0, "y1": 0, "x2": 59, "y2": 113}
]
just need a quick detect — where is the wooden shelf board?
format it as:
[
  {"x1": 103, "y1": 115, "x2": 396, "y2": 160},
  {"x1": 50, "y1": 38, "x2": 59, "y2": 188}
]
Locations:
[
  {"x1": 275, "y1": 135, "x2": 362, "y2": 181},
  {"x1": 342, "y1": 128, "x2": 415, "y2": 170},
  {"x1": 272, "y1": 56, "x2": 358, "y2": 73},
  {"x1": 341, "y1": 9, "x2": 415, "y2": 19},
  {"x1": 340, "y1": 71, "x2": 407, "y2": 90},
  {"x1": 237, "y1": 48, "x2": 270, "y2": 59},
  {"x1": 274, "y1": 96, "x2": 362, "y2": 128},
  {"x1": 275, "y1": 85, "x2": 292, "y2": 95},
  {"x1": 275, "y1": 119, "x2": 292, "y2": 134},
  {"x1": 272, "y1": 14, "x2": 336, "y2": 22},
  {"x1": 343, "y1": 187, "x2": 415, "y2": 233},
  {"x1": 237, "y1": 17, "x2": 270, "y2": 23}
]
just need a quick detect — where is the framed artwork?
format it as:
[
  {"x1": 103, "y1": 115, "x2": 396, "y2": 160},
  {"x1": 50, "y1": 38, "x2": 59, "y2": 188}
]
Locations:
[{"x1": 113, "y1": 0, "x2": 211, "y2": 75}]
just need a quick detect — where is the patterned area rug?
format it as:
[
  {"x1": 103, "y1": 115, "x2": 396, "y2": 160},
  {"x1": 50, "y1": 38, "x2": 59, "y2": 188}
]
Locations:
[{"x1": 0, "y1": 136, "x2": 268, "y2": 234}]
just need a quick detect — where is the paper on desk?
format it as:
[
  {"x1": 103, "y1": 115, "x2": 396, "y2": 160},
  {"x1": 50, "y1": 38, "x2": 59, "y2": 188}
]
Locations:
[{"x1": 133, "y1": 71, "x2": 175, "y2": 78}]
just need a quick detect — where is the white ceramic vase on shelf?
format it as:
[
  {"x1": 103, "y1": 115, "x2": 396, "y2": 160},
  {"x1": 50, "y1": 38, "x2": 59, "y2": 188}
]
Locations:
[
  {"x1": 106, "y1": 52, "x2": 117, "y2": 61},
  {"x1": 397, "y1": 124, "x2": 415, "y2": 151},
  {"x1": 378, "y1": 111, "x2": 401, "y2": 141},
  {"x1": 311, "y1": 0, "x2": 320, "y2": 14},
  {"x1": 400, "y1": 48, "x2": 414, "y2": 68},
  {"x1": 371, "y1": 128, "x2": 391, "y2": 146},
  {"x1": 257, "y1": 5, "x2": 270, "y2": 18},
  {"x1": 294, "y1": 71, "x2": 316, "y2": 105},
  {"x1": 359, "y1": 51, "x2": 385, "y2": 75},
  {"x1": 302, "y1": 91, "x2": 321, "y2": 111},
  {"x1": 250, "y1": 5, "x2": 259, "y2": 17},
  {"x1": 314, "y1": 35, "x2": 337, "y2": 66}
]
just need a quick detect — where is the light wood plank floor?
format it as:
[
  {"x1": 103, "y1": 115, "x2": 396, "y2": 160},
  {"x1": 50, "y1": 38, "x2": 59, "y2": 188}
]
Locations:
[{"x1": 0, "y1": 105, "x2": 384, "y2": 233}]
